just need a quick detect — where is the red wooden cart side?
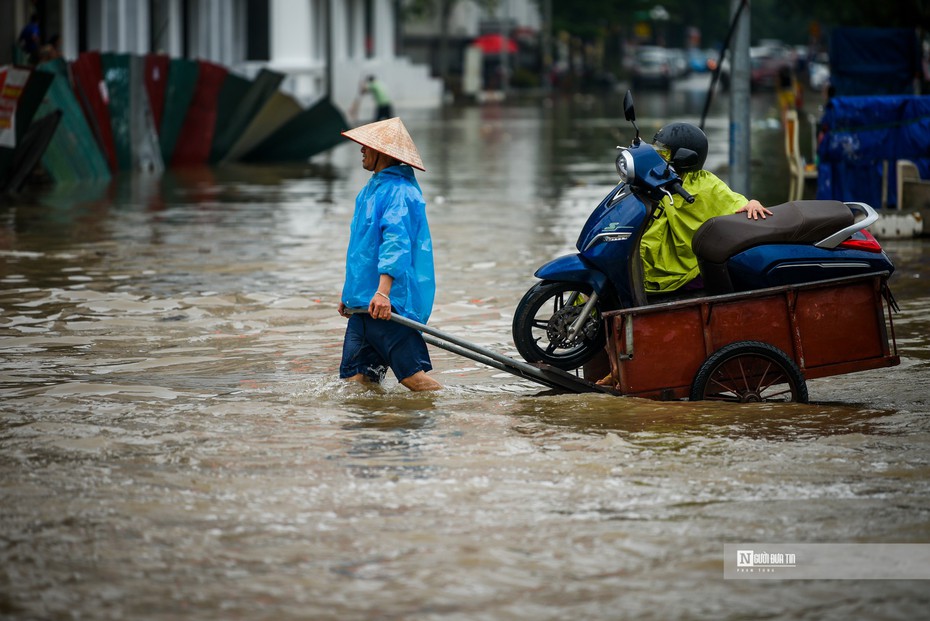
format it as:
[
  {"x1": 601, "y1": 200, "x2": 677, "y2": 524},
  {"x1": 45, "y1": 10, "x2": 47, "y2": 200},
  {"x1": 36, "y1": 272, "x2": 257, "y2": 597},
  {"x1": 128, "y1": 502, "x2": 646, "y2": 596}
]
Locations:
[{"x1": 602, "y1": 273, "x2": 899, "y2": 401}]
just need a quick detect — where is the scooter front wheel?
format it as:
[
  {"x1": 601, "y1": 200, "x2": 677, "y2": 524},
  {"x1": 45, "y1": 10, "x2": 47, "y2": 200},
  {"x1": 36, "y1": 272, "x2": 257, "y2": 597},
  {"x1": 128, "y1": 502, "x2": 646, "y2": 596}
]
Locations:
[{"x1": 512, "y1": 280, "x2": 606, "y2": 370}]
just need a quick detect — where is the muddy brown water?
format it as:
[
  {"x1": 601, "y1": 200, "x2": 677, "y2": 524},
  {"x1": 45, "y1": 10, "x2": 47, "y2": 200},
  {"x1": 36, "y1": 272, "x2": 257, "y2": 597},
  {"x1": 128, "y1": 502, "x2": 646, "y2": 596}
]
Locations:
[{"x1": 2, "y1": 88, "x2": 930, "y2": 620}]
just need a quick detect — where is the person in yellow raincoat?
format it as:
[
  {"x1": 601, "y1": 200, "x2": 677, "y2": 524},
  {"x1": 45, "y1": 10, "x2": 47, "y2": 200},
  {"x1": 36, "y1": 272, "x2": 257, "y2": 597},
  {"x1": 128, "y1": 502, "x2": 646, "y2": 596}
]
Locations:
[{"x1": 640, "y1": 122, "x2": 772, "y2": 293}]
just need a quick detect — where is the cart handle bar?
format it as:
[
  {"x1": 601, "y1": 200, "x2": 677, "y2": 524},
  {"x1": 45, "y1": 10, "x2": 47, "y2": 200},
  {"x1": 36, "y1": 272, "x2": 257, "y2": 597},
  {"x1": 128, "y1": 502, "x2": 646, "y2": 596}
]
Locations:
[{"x1": 345, "y1": 308, "x2": 615, "y2": 395}]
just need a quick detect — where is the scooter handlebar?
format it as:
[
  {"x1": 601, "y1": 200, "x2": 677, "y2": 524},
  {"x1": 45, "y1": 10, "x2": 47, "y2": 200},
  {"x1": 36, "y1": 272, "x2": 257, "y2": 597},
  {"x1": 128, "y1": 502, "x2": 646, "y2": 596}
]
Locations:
[{"x1": 668, "y1": 180, "x2": 695, "y2": 204}]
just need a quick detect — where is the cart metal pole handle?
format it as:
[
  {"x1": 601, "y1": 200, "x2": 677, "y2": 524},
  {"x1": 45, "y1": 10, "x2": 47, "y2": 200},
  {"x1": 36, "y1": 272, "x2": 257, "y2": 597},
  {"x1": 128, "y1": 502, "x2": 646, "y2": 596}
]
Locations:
[
  {"x1": 346, "y1": 308, "x2": 547, "y2": 376},
  {"x1": 345, "y1": 308, "x2": 615, "y2": 394}
]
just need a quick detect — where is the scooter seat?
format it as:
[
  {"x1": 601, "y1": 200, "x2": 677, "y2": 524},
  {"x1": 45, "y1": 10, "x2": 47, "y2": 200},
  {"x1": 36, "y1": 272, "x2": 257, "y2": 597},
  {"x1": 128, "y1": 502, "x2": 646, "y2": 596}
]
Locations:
[{"x1": 692, "y1": 200, "x2": 855, "y2": 264}]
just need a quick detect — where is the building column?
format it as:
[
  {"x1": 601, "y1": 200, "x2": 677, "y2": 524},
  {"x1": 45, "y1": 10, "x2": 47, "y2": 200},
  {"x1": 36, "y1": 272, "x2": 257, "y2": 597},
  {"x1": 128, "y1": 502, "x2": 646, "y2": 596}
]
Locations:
[
  {"x1": 147, "y1": 0, "x2": 181, "y2": 56},
  {"x1": 373, "y1": 0, "x2": 394, "y2": 59},
  {"x1": 350, "y1": 0, "x2": 364, "y2": 60},
  {"x1": 330, "y1": 0, "x2": 346, "y2": 61},
  {"x1": 82, "y1": 0, "x2": 148, "y2": 54},
  {"x1": 270, "y1": 0, "x2": 314, "y2": 66},
  {"x1": 60, "y1": 0, "x2": 80, "y2": 59},
  {"x1": 269, "y1": 0, "x2": 325, "y2": 103}
]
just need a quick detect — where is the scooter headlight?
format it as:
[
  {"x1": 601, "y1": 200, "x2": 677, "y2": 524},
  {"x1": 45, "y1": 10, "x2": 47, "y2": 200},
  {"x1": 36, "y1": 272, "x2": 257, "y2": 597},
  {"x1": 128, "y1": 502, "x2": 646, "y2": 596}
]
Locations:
[{"x1": 616, "y1": 149, "x2": 635, "y2": 183}]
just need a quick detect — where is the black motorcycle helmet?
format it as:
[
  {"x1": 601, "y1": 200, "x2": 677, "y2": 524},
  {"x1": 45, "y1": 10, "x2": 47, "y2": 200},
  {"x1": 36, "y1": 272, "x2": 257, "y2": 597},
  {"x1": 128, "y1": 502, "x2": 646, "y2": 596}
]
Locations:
[{"x1": 652, "y1": 122, "x2": 708, "y2": 173}]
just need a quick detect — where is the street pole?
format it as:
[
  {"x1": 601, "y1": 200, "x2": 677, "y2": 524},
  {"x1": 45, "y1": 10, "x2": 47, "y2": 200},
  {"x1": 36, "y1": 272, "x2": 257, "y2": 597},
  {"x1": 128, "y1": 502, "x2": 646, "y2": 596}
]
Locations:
[
  {"x1": 542, "y1": 0, "x2": 552, "y2": 94},
  {"x1": 500, "y1": 0, "x2": 510, "y2": 95},
  {"x1": 729, "y1": 0, "x2": 751, "y2": 195},
  {"x1": 325, "y1": 0, "x2": 333, "y2": 99}
]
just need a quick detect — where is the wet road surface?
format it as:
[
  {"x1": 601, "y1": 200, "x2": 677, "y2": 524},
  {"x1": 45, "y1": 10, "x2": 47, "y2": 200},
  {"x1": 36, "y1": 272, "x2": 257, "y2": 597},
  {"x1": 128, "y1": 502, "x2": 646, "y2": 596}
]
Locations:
[{"x1": 2, "y1": 89, "x2": 930, "y2": 620}]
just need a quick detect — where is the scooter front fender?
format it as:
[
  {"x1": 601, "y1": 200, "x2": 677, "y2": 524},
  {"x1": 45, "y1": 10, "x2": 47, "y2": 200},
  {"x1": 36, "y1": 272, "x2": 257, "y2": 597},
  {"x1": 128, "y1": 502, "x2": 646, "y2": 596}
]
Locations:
[{"x1": 533, "y1": 254, "x2": 608, "y2": 293}]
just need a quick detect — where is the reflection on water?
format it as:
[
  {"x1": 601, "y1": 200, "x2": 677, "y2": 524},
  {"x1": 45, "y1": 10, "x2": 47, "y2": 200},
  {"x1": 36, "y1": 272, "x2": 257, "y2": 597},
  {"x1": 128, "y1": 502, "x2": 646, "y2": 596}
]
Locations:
[
  {"x1": 2, "y1": 88, "x2": 930, "y2": 620},
  {"x1": 514, "y1": 394, "x2": 902, "y2": 441}
]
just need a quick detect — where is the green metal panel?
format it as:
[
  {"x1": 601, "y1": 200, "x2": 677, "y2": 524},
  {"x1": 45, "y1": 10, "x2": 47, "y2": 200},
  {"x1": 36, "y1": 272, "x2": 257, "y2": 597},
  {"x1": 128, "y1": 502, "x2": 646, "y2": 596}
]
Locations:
[
  {"x1": 35, "y1": 58, "x2": 111, "y2": 184},
  {"x1": 1, "y1": 110, "x2": 61, "y2": 193},
  {"x1": 209, "y1": 68, "x2": 284, "y2": 164},
  {"x1": 101, "y1": 52, "x2": 132, "y2": 171},
  {"x1": 13, "y1": 69, "x2": 52, "y2": 142},
  {"x1": 222, "y1": 90, "x2": 301, "y2": 164},
  {"x1": 242, "y1": 97, "x2": 350, "y2": 162},
  {"x1": 0, "y1": 66, "x2": 53, "y2": 188},
  {"x1": 128, "y1": 54, "x2": 164, "y2": 174},
  {"x1": 158, "y1": 58, "x2": 199, "y2": 164},
  {"x1": 207, "y1": 72, "x2": 251, "y2": 164}
]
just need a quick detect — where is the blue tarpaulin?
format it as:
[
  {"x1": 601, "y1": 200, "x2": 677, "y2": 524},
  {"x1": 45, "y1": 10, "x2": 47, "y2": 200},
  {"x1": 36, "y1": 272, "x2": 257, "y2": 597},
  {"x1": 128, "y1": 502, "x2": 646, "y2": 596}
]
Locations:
[{"x1": 816, "y1": 95, "x2": 930, "y2": 208}]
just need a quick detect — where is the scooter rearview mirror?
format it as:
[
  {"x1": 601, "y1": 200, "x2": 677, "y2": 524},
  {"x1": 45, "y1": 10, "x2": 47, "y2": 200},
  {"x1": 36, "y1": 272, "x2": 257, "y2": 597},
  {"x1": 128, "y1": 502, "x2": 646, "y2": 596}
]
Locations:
[
  {"x1": 623, "y1": 90, "x2": 640, "y2": 144},
  {"x1": 623, "y1": 91, "x2": 635, "y2": 122}
]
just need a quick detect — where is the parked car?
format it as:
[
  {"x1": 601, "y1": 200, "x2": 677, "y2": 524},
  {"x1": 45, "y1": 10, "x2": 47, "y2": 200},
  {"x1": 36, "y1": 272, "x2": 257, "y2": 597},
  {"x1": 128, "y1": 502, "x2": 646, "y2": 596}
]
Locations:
[
  {"x1": 667, "y1": 48, "x2": 691, "y2": 78},
  {"x1": 631, "y1": 46, "x2": 674, "y2": 89},
  {"x1": 714, "y1": 45, "x2": 794, "y2": 91},
  {"x1": 750, "y1": 46, "x2": 793, "y2": 89}
]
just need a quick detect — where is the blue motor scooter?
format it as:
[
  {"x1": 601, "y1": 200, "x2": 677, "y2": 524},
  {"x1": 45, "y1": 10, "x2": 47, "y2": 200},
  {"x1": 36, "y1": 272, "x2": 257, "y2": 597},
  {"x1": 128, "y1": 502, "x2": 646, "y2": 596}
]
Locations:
[{"x1": 511, "y1": 91, "x2": 895, "y2": 370}]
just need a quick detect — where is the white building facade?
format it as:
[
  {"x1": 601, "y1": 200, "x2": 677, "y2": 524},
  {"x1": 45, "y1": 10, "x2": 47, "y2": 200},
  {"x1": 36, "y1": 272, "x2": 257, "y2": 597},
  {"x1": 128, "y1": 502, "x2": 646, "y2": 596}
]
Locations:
[
  {"x1": 402, "y1": 0, "x2": 542, "y2": 38},
  {"x1": 4, "y1": 0, "x2": 442, "y2": 113}
]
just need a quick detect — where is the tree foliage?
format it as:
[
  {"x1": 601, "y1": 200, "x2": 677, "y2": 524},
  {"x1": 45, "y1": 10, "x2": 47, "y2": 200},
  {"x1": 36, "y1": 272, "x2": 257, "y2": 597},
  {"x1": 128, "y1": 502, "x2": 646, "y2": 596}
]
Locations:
[
  {"x1": 777, "y1": 0, "x2": 930, "y2": 30},
  {"x1": 544, "y1": 0, "x2": 930, "y2": 50}
]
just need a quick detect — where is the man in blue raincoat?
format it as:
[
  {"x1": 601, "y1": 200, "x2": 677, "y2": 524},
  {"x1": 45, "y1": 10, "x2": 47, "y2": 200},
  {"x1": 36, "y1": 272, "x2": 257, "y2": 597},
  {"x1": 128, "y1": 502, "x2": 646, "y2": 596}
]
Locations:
[{"x1": 337, "y1": 117, "x2": 441, "y2": 391}]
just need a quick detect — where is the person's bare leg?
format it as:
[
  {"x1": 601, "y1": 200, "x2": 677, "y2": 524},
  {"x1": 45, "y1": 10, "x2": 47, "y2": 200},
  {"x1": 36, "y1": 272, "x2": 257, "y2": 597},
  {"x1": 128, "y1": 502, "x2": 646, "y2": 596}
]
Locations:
[
  {"x1": 344, "y1": 373, "x2": 374, "y2": 386},
  {"x1": 400, "y1": 371, "x2": 441, "y2": 392}
]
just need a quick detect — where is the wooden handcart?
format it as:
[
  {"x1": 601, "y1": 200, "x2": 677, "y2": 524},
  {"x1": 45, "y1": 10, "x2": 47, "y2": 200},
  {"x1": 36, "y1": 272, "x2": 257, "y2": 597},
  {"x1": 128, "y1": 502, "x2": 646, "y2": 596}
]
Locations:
[{"x1": 601, "y1": 272, "x2": 900, "y2": 402}]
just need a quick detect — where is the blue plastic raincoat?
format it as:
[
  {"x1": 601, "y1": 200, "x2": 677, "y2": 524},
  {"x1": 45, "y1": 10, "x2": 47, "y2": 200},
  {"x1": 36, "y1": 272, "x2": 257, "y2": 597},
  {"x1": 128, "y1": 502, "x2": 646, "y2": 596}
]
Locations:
[
  {"x1": 640, "y1": 169, "x2": 748, "y2": 292},
  {"x1": 341, "y1": 165, "x2": 435, "y2": 323}
]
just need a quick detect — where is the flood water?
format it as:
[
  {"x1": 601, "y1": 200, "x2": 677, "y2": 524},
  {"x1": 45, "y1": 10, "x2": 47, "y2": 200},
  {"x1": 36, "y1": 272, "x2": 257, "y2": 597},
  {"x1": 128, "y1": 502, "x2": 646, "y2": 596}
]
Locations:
[{"x1": 2, "y1": 83, "x2": 930, "y2": 620}]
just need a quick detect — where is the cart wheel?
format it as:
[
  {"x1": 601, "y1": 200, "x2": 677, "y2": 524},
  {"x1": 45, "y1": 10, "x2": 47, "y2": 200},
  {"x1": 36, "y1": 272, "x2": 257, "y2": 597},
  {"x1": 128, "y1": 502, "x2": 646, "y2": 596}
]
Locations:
[{"x1": 690, "y1": 341, "x2": 808, "y2": 403}]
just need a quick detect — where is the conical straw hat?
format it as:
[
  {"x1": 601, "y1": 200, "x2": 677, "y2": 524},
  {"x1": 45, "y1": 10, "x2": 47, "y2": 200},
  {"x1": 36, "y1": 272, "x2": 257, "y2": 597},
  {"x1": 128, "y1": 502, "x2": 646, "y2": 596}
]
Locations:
[{"x1": 341, "y1": 117, "x2": 426, "y2": 171}]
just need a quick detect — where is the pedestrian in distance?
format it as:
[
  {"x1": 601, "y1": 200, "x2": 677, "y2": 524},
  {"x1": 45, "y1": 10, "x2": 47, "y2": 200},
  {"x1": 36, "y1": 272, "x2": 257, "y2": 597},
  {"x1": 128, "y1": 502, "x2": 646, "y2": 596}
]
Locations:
[
  {"x1": 776, "y1": 65, "x2": 802, "y2": 125},
  {"x1": 362, "y1": 75, "x2": 394, "y2": 122},
  {"x1": 38, "y1": 34, "x2": 63, "y2": 63},
  {"x1": 337, "y1": 117, "x2": 441, "y2": 392},
  {"x1": 17, "y1": 13, "x2": 41, "y2": 65}
]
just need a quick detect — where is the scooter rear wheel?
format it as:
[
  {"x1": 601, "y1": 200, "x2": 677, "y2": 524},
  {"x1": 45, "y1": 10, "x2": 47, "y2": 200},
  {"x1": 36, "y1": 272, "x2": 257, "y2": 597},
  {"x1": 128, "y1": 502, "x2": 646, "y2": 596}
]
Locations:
[
  {"x1": 690, "y1": 341, "x2": 808, "y2": 403},
  {"x1": 512, "y1": 280, "x2": 606, "y2": 371}
]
